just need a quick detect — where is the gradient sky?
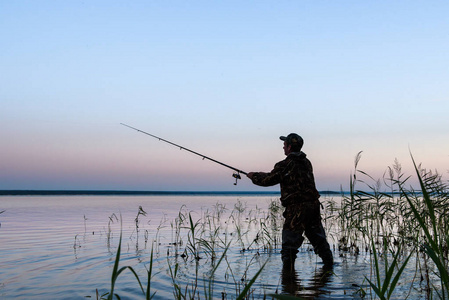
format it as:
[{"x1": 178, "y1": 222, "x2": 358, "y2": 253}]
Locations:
[{"x1": 1, "y1": 1, "x2": 448, "y2": 191}]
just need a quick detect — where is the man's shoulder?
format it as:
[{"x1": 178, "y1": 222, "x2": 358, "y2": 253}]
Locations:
[
  {"x1": 274, "y1": 158, "x2": 289, "y2": 167},
  {"x1": 286, "y1": 152, "x2": 309, "y2": 163},
  {"x1": 289, "y1": 151, "x2": 307, "y2": 158},
  {"x1": 275, "y1": 152, "x2": 311, "y2": 168}
]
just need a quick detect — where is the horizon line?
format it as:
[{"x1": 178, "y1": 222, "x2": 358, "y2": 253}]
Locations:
[{"x1": 0, "y1": 189, "x2": 343, "y2": 196}]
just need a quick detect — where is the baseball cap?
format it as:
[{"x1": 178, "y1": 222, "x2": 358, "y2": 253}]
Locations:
[{"x1": 280, "y1": 133, "x2": 304, "y2": 149}]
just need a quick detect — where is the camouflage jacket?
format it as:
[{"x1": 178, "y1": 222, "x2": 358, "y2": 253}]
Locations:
[{"x1": 250, "y1": 152, "x2": 320, "y2": 207}]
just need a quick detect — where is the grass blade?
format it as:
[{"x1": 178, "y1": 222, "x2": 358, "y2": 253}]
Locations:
[{"x1": 236, "y1": 261, "x2": 267, "y2": 300}]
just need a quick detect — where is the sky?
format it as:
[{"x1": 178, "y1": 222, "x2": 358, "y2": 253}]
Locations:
[{"x1": 1, "y1": 1, "x2": 448, "y2": 192}]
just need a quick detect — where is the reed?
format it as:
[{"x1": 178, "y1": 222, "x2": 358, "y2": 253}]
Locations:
[
  {"x1": 106, "y1": 213, "x2": 119, "y2": 250},
  {"x1": 73, "y1": 234, "x2": 81, "y2": 249},
  {"x1": 198, "y1": 209, "x2": 222, "y2": 260},
  {"x1": 170, "y1": 205, "x2": 188, "y2": 255},
  {"x1": 335, "y1": 152, "x2": 449, "y2": 299},
  {"x1": 236, "y1": 260, "x2": 267, "y2": 300},
  {"x1": 145, "y1": 246, "x2": 157, "y2": 299},
  {"x1": 400, "y1": 156, "x2": 449, "y2": 299},
  {"x1": 204, "y1": 244, "x2": 230, "y2": 299},
  {"x1": 365, "y1": 239, "x2": 413, "y2": 300},
  {"x1": 185, "y1": 213, "x2": 202, "y2": 260},
  {"x1": 99, "y1": 201, "x2": 274, "y2": 299},
  {"x1": 106, "y1": 219, "x2": 146, "y2": 300},
  {"x1": 93, "y1": 152, "x2": 448, "y2": 299}
]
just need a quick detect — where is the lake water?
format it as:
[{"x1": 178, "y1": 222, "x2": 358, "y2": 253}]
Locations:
[{"x1": 0, "y1": 194, "x2": 427, "y2": 299}]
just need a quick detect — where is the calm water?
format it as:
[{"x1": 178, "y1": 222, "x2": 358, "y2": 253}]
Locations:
[{"x1": 0, "y1": 194, "x2": 426, "y2": 299}]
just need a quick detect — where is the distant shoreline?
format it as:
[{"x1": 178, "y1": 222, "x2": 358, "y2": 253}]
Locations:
[{"x1": 0, "y1": 190, "x2": 342, "y2": 196}]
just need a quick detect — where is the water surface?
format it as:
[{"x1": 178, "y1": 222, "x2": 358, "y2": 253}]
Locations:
[{"x1": 0, "y1": 194, "x2": 425, "y2": 299}]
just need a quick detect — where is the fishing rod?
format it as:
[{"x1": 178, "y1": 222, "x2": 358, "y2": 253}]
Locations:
[{"x1": 120, "y1": 123, "x2": 247, "y2": 185}]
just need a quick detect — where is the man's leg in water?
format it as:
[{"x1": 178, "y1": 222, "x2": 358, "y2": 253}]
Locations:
[
  {"x1": 305, "y1": 220, "x2": 333, "y2": 267},
  {"x1": 281, "y1": 228, "x2": 304, "y2": 267},
  {"x1": 281, "y1": 205, "x2": 304, "y2": 267}
]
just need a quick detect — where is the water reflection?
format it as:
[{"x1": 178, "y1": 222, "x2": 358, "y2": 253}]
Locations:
[{"x1": 281, "y1": 264, "x2": 333, "y2": 299}]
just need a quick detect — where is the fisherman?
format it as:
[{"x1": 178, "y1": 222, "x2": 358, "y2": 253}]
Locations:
[{"x1": 247, "y1": 133, "x2": 333, "y2": 268}]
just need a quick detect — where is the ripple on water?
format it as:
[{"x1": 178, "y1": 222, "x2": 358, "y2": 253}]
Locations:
[{"x1": 0, "y1": 195, "x2": 437, "y2": 299}]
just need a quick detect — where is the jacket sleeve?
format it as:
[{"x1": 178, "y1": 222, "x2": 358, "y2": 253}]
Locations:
[{"x1": 250, "y1": 162, "x2": 284, "y2": 187}]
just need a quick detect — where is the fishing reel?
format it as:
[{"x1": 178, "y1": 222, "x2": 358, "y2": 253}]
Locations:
[{"x1": 232, "y1": 172, "x2": 242, "y2": 185}]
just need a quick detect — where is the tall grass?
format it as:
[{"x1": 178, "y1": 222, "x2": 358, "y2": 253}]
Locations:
[
  {"x1": 365, "y1": 239, "x2": 413, "y2": 300},
  {"x1": 106, "y1": 230, "x2": 267, "y2": 299},
  {"x1": 401, "y1": 156, "x2": 449, "y2": 299},
  {"x1": 99, "y1": 200, "x2": 275, "y2": 299},
  {"x1": 334, "y1": 153, "x2": 449, "y2": 299},
  {"x1": 106, "y1": 218, "x2": 147, "y2": 300},
  {"x1": 93, "y1": 153, "x2": 448, "y2": 299}
]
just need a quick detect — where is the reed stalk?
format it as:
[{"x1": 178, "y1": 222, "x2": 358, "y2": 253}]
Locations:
[
  {"x1": 107, "y1": 218, "x2": 146, "y2": 300},
  {"x1": 365, "y1": 238, "x2": 413, "y2": 300},
  {"x1": 0, "y1": 210, "x2": 4, "y2": 228},
  {"x1": 400, "y1": 156, "x2": 449, "y2": 299}
]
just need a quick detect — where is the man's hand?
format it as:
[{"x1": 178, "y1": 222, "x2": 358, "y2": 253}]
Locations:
[{"x1": 247, "y1": 172, "x2": 255, "y2": 180}]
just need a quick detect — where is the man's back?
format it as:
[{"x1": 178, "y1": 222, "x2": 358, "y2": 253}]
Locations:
[{"x1": 278, "y1": 152, "x2": 320, "y2": 206}]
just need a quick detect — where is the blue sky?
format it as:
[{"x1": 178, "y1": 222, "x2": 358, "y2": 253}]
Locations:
[{"x1": 1, "y1": 1, "x2": 448, "y2": 191}]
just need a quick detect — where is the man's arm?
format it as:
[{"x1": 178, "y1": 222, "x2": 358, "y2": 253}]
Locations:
[{"x1": 246, "y1": 163, "x2": 283, "y2": 187}]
